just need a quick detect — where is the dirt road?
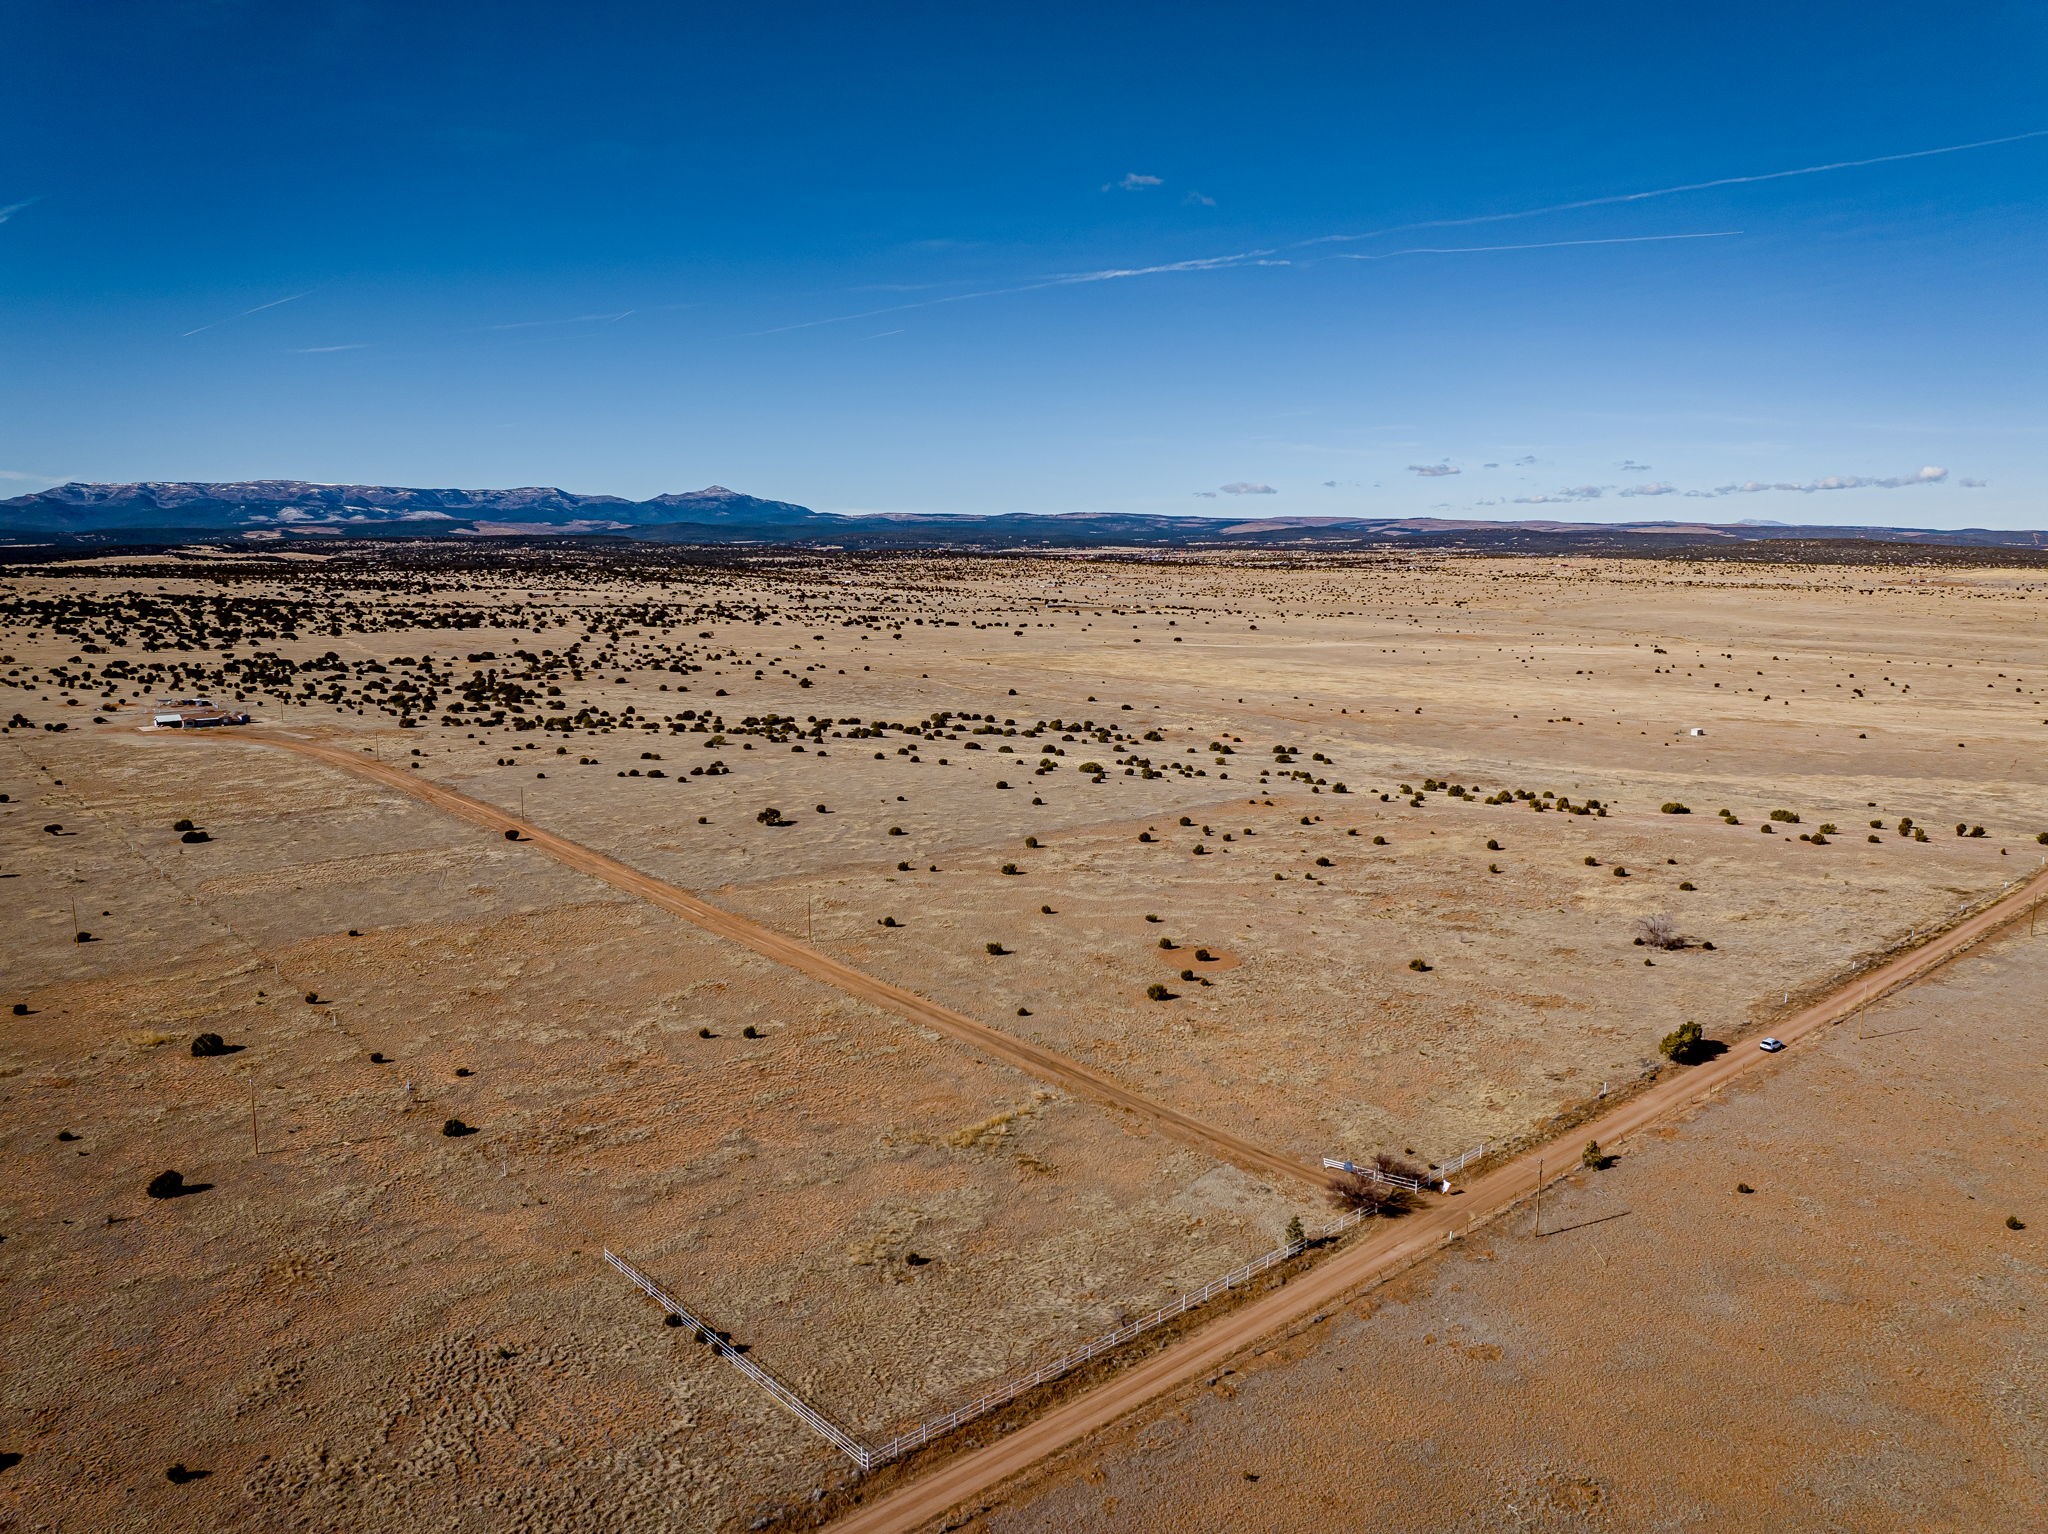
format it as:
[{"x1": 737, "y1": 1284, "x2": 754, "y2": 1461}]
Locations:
[
  {"x1": 216, "y1": 731, "x2": 1326, "y2": 1194},
  {"x1": 822, "y1": 859, "x2": 2048, "y2": 1534}
]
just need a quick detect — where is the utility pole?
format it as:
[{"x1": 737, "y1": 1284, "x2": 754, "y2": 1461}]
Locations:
[{"x1": 1534, "y1": 1157, "x2": 1543, "y2": 1237}]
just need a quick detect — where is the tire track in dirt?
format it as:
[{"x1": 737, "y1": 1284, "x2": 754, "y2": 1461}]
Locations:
[
  {"x1": 820, "y1": 859, "x2": 2048, "y2": 1534},
  {"x1": 212, "y1": 730, "x2": 1327, "y2": 1194}
]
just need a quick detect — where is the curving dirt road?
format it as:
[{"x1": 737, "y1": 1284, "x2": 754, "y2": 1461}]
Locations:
[
  {"x1": 822, "y1": 858, "x2": 2048, "y2": 1534},
  {"x1": 216, "y1": 731, "x2": 1326, "y2": 1194}
]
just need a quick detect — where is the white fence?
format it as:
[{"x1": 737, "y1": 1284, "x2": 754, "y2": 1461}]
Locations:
[
  {"x1": 603, "y1": 1249, "x2": 873, "y2": 1467},
  {"x1": 606, "y1": 1205, "x2": 1373, "y2": 1472},
  {"x1": 1322, "y1": 1157, "x2": 1445, "y2": 1193},
  {"x1": 1436, "y1": 1141, "x2": 1488, "y2": 1178},
  {"x1": 862, "y1": 1205, "x2": 1371, "y2": 1466}
]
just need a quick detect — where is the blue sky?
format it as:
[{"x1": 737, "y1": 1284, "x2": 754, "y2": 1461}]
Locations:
[{"x1": 3, "y1": 1, "x2": 2045, "y2": 527}]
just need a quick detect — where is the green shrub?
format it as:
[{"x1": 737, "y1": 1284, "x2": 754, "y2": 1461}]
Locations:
[
  {"x1": 1145, "y1": 982, "x2": 1171, "y2": 1001},
  {"x1": 1661, "y1": 802, "x2": 1690, "y2": 815},
  {"x1": 1659, "y1": 1020, "x2": 1705, "y2": 1062}
]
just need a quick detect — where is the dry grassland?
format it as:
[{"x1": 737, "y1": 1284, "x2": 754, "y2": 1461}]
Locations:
[
  {"x1": 1, "y1": 547, "x2": 2043, "y2": 1530},
  {"x1": 982, "y1": 917, "x2": 2048, "y2": 1533}
]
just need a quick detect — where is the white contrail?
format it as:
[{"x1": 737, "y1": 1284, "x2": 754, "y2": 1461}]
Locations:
[
  {"x1": 180, "y1": 290, "x2": 313, "y2": 337},
  {"x1": 1302, "y1": 128, "x2": 2048, "y2": 246},
  {"x1": 744, "y1": 129, "x2": 2040, "y2": 336},
  {"x1": 482, "y1": 310, "x2": 636, "y2": 330},
  {"x1": 739, "y1": 250, "x2": 1281, "y2": 337},
  {"x1": 1332, "y1": 231, "x2": 1743, "y2": 260},
  {"x1": 0, "y1": 197, "x2": 41, "y2": 223}
]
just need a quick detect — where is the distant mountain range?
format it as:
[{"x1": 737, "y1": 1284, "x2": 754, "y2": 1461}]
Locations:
[
  {"x1": 0, "y1": 480, "x2": 816, "y2": 535},
  {"x1": 2, "y1": 480, "x2": 2042, "y2": 552}
]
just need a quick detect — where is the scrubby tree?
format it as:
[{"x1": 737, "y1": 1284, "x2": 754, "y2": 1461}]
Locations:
[
  {"x1": 1633, "y1": 913, "x2": 1688, "y2": 950},
  {"x1": 1660, "y1": 1020, "x2": 1706, "y2": 1062},
  {"x1": 145, "y1": 1170, "x2": 188, "y2": 1199}
]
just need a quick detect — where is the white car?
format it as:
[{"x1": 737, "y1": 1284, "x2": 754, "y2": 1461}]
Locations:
[{"x1": 1759, "y1": 1037, "x2": 1786, "y2": 1053}]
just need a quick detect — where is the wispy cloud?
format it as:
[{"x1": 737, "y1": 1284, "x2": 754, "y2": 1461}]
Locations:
[
  {"x1": 1334, "y1": 231, "x2": 1741, "y2": 262},
  {"x1": 180, "y1": 289, "x2": 313, "y2": 337},
  {"x1": 291, "y1": 343, "x2": 369, "y2": 353},
  {"x1": 1618, "y1": 460, "x2": 1651, "y2": 472},
  {"x1": 1408, "y1": 463, "x2": 1460, "y2": 477},
  {"x1": 482, "y1": 311, "x2": 634, "y2": 330},
  {"x1": 0, "y1": 196, "x2": 41, "y2": 224},
  {"x1": 1959, "y1": 477, "x2": 1988, "y2": 487},
  {"x1": 1105, "y1": 172, "x2": 1163, "y2": 191},
  {"x1": 1220, "y1": 481, "x2": 1277, "y2": 495},
  {"x1": 1193, "y1": 490, "x2": 1219, "y2": 498},
  {"x1": 1715, "y1": 466, "x2": 1949, "y2": 494},
  {"x1": 1512, "y1": 466, "x2": 1958, "y2": 505},
  {"x1": 1183, "y1": 190, "x2": 1217, "y2": 207},
  {"x1": 1304, "y1": 129, "x2": 2048, "y2": 247}
]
